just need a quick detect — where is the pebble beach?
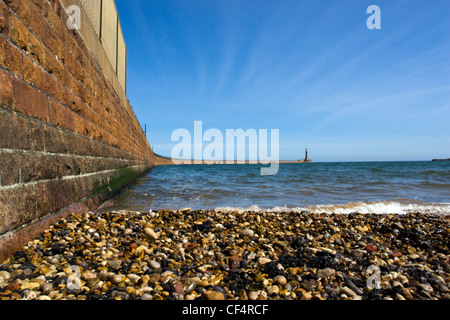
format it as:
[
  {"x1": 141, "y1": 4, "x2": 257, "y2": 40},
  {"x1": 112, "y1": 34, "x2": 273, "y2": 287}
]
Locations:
[{"x1": 0, "y1": 209, "x2": 449, "y2": 300}]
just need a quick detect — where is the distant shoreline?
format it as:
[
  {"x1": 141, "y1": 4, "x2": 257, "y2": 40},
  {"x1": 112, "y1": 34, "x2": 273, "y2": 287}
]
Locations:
[
  {"x1": 154, "y1": 154, "x2": 450, "y2": 165},
  {"x1": 153, "y1": 154, "x2": 312, "y2": 166}
]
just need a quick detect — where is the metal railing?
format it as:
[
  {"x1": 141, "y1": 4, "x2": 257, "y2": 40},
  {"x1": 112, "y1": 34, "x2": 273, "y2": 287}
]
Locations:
[{"x1": 79, "y1": 0, "x2": 127, "y2": 93}]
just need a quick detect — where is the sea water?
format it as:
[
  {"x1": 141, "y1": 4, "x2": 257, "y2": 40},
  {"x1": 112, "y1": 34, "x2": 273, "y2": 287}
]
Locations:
[{"x1": 102, "y1": 161, "x2": 450, "y2": 214}]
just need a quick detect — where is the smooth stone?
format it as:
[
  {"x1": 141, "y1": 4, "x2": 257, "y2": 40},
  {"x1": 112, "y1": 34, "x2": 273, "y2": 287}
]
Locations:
[
  {"x1": 21, "y1": 282, "x2": 41, "y2": 291},
  {"x1": 140, "y1": 293, "x2": 153, "y2": 300},
  {"x1": 184, "y1": 282, "x2": 196, "y2": 294},
  {"x1": 340, "y1": 286, "x2": 356, "y2": 297},
  {"x1": 127, "y1": 274, "x2": 141, "y2": 284},
  {"x1": 274, "y1": 275, "x2": 287, "y2": 286},
  {"x1": 365, "y1": 244, "x2": 378, "y2": 253},
  {"x1": 267, "y1": 285, "x2": 280, "y2": 296},
  {"x1": 81, "y1": 271, "x2": 97, "y2": 281},
  {"x1": 173, "y1": 281, "x2": 185, "y2": 295},
  {"x1": 11, "y1": 269, "x2": 24, "y2": 278},
  {"x1": 30, "y1": 278, "x2": 45, "y2": 286},
  {"x1": 201, "y1": 290, "x2": 226, "y2": 300},
  {"x1": 317, "y1": 268, "x2": 335, "y2": 280},
  {"x1": 144, "y1": 228, "x2": 158, "y2": 240},
  {"x1": 54, "y1": 275, "x2": 68, "y2": 286},
  {"x1": 149, "y1": 260, "x2": 161, "y2": 269},
  {"x1": 107, "y1": 260, "x2": 122, "y2": 270},
  {"x1": 23, "y1": 290, "x2": 37, "y2": 300},
  {"x1": 240, "y1": 228, "x2": 254, "y2": 238},
  {"x1": 395, "y1": 294, "x2": 406, "y2": 300},
  {"x1": 351, "y1": 249, "x2": 366, "y2": 258},
  {"x1": 41, "y1": 282, "x2": 53, "y2": 295},
  {"x1": 229, "y1": 256, "x2": 242, "y2": 268},
  {"x1": 301, "y1": 291, "x2": 313, "y2": 300},
  {"x1": 258, "y1": 258, "x2": 272, "y2": 265},
  {"x1": 417, "y1": 283, "x2": 434, "y2": 293},
  {"x1": 0, "y1": 271, "x2": 11, "y2": 280},
  {"x1": 198, "y1": 280, "x2": 209, "y2": 287},
  {"x1": 111, "y1": 274, "x2": 123, "y2": 284},
  {"x1": 401, "y1": 288, "x2": 415, "y2": 300},
  {"x1": 249, "y1": 291, "x2": 259, "y2": 301}
]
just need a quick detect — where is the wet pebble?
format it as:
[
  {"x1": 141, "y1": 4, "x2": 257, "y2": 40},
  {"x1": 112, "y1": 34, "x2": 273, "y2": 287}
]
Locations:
[{"x1": 202, "y1": 290, "x2": 225, "y2": 300}]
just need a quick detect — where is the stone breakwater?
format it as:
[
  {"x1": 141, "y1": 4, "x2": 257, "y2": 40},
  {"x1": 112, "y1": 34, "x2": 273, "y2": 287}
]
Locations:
[{"x1": 0, "y1": 209, "x2": 448, "y2": 300}]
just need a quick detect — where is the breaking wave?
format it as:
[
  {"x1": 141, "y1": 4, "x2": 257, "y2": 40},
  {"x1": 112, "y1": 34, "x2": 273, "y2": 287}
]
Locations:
[{"x1": 215, "y1": 200, "x2": 450, "y2": 215}]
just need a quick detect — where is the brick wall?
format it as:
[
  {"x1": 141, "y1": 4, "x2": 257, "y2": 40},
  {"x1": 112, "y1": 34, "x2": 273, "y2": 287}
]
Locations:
[{"x1": 0, "y1": 0, "x2": 155, "y2": 261}]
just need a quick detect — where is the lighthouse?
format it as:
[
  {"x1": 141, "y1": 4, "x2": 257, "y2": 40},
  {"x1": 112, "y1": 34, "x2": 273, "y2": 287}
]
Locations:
[{"x1": 304, "y1": 148, "x2": 311, "y2": 162}]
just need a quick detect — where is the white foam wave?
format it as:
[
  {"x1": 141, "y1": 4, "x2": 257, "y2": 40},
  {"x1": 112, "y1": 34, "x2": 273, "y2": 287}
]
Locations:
[{"x1": 215, "y1": 201, "x2": 450, "y2": 215}]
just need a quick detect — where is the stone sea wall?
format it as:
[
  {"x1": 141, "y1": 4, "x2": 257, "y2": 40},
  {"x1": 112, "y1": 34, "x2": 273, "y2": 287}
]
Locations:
[{"x1": 0, "y1": 0, "x2": 155, "y2": 261}]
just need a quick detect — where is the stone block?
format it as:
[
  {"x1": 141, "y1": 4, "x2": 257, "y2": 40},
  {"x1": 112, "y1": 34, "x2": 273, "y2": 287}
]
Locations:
[
  {"x1": 49, "y1": 98, "x2": 75, "y2": 131},
  {"x1": 12, "y1": 77, "x2": 49, "y2": 123},
  {"x1": 0, "y1": 184, "x2": 37, "y2": 235},
  {"x1": 0, "y1": 151, "x2": 19, "y2": 186},
  {"x1": 0, "y1": 109, "x2": 32, "y2": 150},
  {"x1": 0, "y1": 1, "x2": 10, "y2": 37},
  {"x1": 0, "y1": 68, "x2": 13, "y2": 109},
  {"x1": 17, "y1": 0, "x2": 43, "y2": 31},
  {"x1": 19, "y1": 152, "x2": 58, "y2": 183},
  {"x1": 0, "y1": 36, "x2": 23, "y2": 76},
  {"x1": 45, "y1": 179, "x2": 73, "y2": 212}
]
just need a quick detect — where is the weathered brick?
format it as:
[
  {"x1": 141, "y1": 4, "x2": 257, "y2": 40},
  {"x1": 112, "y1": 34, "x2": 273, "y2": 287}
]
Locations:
[
  {"x1": 19, "y1": 151, "x2": 58, "y2": 183},
  {"x1": 42, "y1": 1, "x2": 64, "y2": 39},
  {"x1": 60, "y1": 154, "x2": 80, "y2": 176},
  {"x1": 12, "y1": 77, "x2": 49, "y2": 122},
  {"x1": 42, "y1": 47, "x2": 65, "y2": 85},
  {"x1": 41, "y1": 19, "x2": 65, "y2": 61},
  {"x1": 0, "y1": 36, "x2": 23, "y2": 76},
  {"x1": 0, "y1": 1, "x2": 10, "y2": 37},
  {"x1": 89, "y1": 97, "x2": 105, "y2": 118},
  {"x1": 17, "y1": 0, "x2": 43, "y2": 38},
  {"x1": 0, "y1": 67, "x2": 13, "y2": 109},
  {"x1": 72, "y1": 134, "x2": 95, "y2": 157},
  {"x1": 0, "y1": 184, "x2": 37, "y2": 235},
  {"x1": 23, "y1": 54, "x2": 47, "y2": 90},
  {"x1": 74, "y1": 113, "x2": 92, "y2": 138},
  {"x1": 43, "y1": 124, "x2": 69, "y2": 154},
  {"x1": 31, "y1": 0, "x2": 44, "y2": 12},
  {"x1": 23, "y1": 54, "x2": 66, "y2": 101},
  {"x1": 67, "y1": 89, "x2": 84, "y2": 113},
  {"x1": 3, "y1": 0, "x2": 20, "y2": 14},
  {"x1": 27, "y1": 117, "x2": 45, "y2": 151},
  {"x1": 0, "y1": 109, "x2": 32, "y2": 150},
  {"x1": 43, "y1": 68, "x2": 68, "y2": 105},
  {"x1": 68, "y1": 72, "x2": 83, "y2": 98},
  {"x1": 0, "y1": 150, "x2": 20, "y2": 186},
  {"x1": 47, "y1": 0, "x2": 63, "y2": 20},
  {"x1": 35, "y1": 181, "x2": 50, "y2": 218},
  {"x1": 10, "y1": 15, "x2": 46, "y2": 66},
  {"x1": 10, "y1": 15, "x2": 28, "y2": 48},
  {"x1": 46, "y1": 179, "x2": 72, "y2": 212},
  {"x1": 49, "y1": 98, "x2": 74, "y2": 131}
]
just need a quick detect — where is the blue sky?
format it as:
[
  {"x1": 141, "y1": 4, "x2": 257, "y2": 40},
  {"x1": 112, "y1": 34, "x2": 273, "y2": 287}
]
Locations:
[{"x1": 115, "y1": 0, "x2": 450, "y2": 162}]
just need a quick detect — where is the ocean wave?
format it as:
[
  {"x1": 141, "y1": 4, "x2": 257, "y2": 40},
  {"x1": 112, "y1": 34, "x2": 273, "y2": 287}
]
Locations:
[{"x1": 215, "y1": 201, "x2": 450, "y2": 215}]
